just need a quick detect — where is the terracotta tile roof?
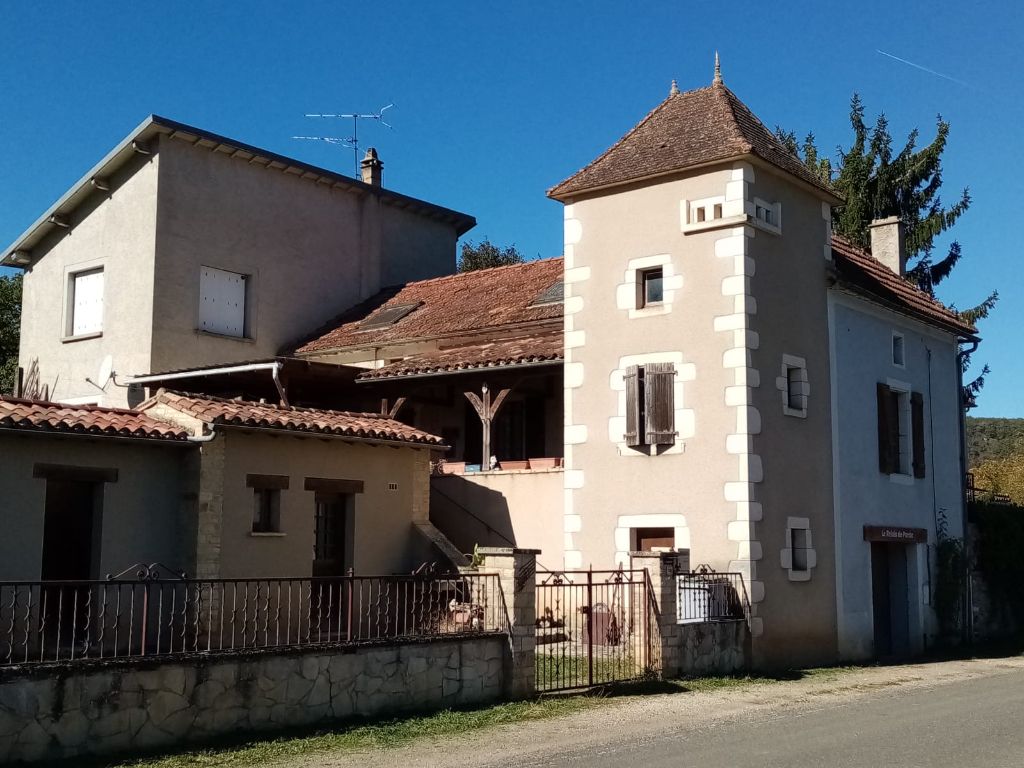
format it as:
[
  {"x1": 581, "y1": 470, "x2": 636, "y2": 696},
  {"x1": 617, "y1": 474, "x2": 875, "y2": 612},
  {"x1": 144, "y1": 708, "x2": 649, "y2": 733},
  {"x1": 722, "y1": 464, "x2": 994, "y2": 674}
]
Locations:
[
  {"x1": 293, "y1": 258, "x2": 564, "y2": 354},
  {"x1": 357, "y1": 333, "x2": 564, "y2": 380},
  {"x1": 548, "y1": 82, "x2": 837, "y2": 200},
  {"x1": 0, "y1": 398, "x2": 189, "y2": 441},
  {"x1": 831, "y1": 235, "x2": 977, "y2": 339},
  {"x1": 145, "y1": 390, "x2": 446, "y2": 446}
]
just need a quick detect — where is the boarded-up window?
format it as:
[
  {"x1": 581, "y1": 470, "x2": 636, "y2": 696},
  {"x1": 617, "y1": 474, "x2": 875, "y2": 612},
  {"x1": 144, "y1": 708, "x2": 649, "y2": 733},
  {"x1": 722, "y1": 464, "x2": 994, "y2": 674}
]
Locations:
[
  {"x1": 199, "y1": 266, "x2": 247, "y2": 337},
  {"x1": 70, "y1": 268, "x2": 104, "y2": 336},
  {"x1": 624, "y1": 362, "x2": 676, "y2": 448},
  {"x1": 644, "y1": 362, "x2": 676, "y2": 446}
]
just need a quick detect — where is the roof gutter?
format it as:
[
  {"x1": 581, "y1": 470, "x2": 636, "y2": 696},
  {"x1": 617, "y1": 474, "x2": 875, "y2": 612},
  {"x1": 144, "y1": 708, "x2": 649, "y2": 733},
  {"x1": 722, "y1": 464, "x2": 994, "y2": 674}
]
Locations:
[
  {"x1": 0, "y1": 427, "x2": 193, "y2": 447},
  {"x1": 213, "y1": 422, "x2": 447, "y2": 451},
  {"x1": 355, "y1": 358, "x2": 563, "y2": 383}
]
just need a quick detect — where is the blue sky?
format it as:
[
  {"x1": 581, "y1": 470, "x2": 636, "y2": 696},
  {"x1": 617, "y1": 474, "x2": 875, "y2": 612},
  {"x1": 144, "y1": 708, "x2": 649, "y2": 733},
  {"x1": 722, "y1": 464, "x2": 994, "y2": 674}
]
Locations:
[{"x1": 1, "y1": 1, "x2": 1021, "y2": 415}]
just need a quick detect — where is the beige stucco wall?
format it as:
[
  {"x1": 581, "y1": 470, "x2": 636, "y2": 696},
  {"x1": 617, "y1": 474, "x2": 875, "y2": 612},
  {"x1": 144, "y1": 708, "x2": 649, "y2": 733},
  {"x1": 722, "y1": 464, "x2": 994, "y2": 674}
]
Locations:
[
  {"x1": 743, "y1": 165, "x2": 838, "y2": 667},
  {"x1": 17, "y1": 153, "x2": 159, "y2": 407},
  {"x1": 431, "y1": 470, "x2": 564, "y2": 570},
  {"x1": 560, "y1": 160, "x2": 839, "y2": 668},
  {"x1": 201, "y1": 429, "x2": 432, "y2": 579},
  {"x1": 561, "y1": 168, "x2": 742, "y2": 579},
  {"x1": 149, "y1": 135, "x2": 460, "y2": 375},
  {"x1": 0, "y1": 433, "x2": 190, "y2": 581}
]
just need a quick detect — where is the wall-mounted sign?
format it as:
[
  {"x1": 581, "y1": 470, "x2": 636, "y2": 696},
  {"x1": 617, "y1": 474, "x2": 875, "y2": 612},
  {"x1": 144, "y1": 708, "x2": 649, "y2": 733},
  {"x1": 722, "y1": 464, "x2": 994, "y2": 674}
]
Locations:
[{"x1": 863, "y1": 525, "x2": 928, "y2": 544}]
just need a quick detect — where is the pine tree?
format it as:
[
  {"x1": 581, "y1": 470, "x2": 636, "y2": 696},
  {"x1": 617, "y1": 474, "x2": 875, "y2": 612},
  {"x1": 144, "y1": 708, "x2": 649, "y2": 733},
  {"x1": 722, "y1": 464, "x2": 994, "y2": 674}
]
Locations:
[{"x1": 777, "y1": 95, "x2": 996, "y2": 403}]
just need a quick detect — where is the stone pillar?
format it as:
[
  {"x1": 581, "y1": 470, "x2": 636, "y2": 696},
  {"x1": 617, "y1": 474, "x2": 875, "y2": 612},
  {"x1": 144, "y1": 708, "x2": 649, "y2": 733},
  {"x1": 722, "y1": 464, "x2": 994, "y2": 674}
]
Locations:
[
  {"x1": 479, "y1": 547, "x2": 538, "y2": 699},
  {"x1": 630, "y1": 551, "x2": 687, "y2": 679}
]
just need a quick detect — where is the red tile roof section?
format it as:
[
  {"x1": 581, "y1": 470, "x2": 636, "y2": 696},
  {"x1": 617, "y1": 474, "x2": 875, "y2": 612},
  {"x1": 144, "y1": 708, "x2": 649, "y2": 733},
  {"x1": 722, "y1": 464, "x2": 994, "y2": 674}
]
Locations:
[
  {"x1": 357, "y1": 333, "x2": 564, "y2": 380},
  {"x1": 0, "y1": 398, "x2": 189, "y2": 441},
  {"x1": 831, "y1": 235, "x2": 977, "y2": 338},
  {"x1": 294, "y1": 258, "x2": 564, "y2": 354},
  {"x1": 147, "y1": 390, "x2": 445, "y2": 446},
  {"x1": 548, "y1": 83, "x2": 837, "y2": 200}
]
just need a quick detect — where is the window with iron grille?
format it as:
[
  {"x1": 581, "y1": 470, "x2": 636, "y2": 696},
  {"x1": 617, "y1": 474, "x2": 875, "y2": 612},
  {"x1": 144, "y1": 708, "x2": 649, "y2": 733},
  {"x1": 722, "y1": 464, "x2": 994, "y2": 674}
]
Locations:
[{"x1": 624, "y1": 362, "x2": 676, "y2": 448}]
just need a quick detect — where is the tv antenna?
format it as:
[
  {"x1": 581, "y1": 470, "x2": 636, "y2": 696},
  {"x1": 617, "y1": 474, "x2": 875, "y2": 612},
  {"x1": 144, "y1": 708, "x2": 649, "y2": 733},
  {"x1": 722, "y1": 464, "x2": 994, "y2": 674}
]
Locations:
[{"x1": 292, "y1": 104, "x2": 393, "y2": 177}]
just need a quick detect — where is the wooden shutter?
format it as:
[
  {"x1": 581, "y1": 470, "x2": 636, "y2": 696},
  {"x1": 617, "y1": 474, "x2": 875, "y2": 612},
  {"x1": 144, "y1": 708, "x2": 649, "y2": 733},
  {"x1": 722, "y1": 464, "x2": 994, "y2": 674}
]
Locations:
[
  {"x1": 644, "y1": 362, "x2": 676, "y2": 446},
  {"x1": 911, "y1": 392, "x2": 926, "y2": 478},
  {"x1": 624, "y1": 365, "x2": 641, "y2": 446},
  {"x1": 877, "y1": 382, "x2": 894, "y2": 474}
]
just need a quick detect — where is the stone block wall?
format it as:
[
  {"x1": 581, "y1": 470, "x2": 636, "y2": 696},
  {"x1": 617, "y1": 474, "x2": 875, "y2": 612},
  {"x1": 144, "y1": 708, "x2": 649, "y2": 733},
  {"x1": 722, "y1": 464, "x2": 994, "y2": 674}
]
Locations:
[
  {"x1": 0, "y1": 634, "x2": 508, "y2": 764},
  {"x1": 675, "y1": 620, "x2": 750, "y2": 676}
]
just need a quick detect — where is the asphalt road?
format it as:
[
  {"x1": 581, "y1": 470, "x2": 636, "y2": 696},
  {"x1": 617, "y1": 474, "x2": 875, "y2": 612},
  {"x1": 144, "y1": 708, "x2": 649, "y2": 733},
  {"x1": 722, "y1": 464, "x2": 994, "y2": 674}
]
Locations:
[{"x1": 533, "y1": 668, "x2": 1024, "y2": 768}]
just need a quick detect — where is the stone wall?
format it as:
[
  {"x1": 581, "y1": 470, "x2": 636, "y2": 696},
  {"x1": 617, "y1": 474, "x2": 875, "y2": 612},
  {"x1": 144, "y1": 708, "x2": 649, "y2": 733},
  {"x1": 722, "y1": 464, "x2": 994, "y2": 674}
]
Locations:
[
  {"x1": 0, "y1": 634, "x2": 508, "y2": 764},
  {"x1": 675, "y1": 620, "x2": 750, "y2": 676}
]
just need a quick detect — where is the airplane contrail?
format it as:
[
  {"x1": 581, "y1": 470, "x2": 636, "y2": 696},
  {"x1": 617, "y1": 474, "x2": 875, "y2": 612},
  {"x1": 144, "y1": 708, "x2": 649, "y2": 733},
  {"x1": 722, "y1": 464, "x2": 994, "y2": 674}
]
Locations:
[{"x1": 876, "y1": 49, "x2": 969, "y2": 87}]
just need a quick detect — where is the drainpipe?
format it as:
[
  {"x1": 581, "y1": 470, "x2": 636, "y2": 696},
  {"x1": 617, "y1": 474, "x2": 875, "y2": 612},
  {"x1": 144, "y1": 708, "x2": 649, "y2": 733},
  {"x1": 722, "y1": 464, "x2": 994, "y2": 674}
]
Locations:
[
  {"x1": 956, "y1": 339, "x2": 979, "y2": 643},
  {"x1": 271, "y1": 362, "x2": 289, "y2": 407},
  {"x1": 186, "y1": 424, "x2": 218, "y2": 444}
]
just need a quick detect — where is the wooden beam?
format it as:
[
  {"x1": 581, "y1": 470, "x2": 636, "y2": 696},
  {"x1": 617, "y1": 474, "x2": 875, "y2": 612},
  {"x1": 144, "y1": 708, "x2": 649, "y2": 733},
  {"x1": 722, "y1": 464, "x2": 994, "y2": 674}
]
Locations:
[{"x1": 463, "y1": 383, "x2": 513, "y2": 468}]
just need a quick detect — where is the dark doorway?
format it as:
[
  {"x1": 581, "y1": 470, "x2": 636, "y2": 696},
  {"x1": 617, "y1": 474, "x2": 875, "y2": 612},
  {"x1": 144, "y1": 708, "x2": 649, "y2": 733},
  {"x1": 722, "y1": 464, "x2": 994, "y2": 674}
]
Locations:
[
  {"x1": 313, "y1": 494, "x2": 351, "y2": 578},
  {"x1": 41, "y1": 479, "x2": 101, "y2": 581},
  {"x1": 871, "y1": 542, "x2": 910, "y2": 658}
]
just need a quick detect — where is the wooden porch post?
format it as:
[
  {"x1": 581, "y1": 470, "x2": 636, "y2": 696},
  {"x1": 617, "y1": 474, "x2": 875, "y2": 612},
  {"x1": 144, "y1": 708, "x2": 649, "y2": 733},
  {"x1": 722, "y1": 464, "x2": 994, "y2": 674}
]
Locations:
[{"x1": 464, "y1": 383, "x2": 511, "y2": 468}]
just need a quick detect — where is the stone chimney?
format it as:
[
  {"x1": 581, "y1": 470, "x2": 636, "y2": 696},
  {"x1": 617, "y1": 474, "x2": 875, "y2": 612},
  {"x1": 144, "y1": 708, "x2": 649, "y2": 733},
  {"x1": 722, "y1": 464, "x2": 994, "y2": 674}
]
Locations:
[
  {"x1": 360, "y1": 147, "x2": 383, "y2": 187},
  {"x1": 869, "y1": 216, "x2": 907, "y2": 275}
]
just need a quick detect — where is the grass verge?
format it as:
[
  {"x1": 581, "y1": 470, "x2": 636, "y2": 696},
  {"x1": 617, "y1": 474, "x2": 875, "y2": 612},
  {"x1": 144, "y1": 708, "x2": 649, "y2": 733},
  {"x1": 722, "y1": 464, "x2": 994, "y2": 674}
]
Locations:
[{"x1": 100, "y1": 697, "x2": 599, "y2": 768}]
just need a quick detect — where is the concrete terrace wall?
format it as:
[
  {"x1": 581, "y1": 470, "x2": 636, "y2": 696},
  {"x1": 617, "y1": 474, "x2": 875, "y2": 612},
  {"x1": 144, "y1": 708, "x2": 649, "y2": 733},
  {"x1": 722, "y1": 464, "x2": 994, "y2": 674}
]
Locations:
[{"x1": 0, "y1": 635, "x2": 508, "y2": 764}]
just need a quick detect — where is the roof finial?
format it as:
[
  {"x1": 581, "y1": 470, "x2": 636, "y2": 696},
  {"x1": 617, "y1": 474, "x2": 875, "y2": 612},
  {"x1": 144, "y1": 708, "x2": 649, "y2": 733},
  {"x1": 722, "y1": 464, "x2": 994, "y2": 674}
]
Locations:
[
  {"x1": 669, "y1": 78, "x2": 680, "y2": 96},
  {"x1": 713, "y1": 51, "x2": 722, "y2": 85}
]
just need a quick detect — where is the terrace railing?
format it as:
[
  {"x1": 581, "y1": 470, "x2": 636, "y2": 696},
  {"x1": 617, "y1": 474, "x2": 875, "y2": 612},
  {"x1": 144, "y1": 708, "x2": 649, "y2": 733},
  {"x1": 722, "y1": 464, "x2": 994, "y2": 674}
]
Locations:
[
  {"x1": 0, "y1": 568, "x2": 506, "y2": 667},
  {"x1": 677, "y1": 569, "x2": 750, "y2": 624}
]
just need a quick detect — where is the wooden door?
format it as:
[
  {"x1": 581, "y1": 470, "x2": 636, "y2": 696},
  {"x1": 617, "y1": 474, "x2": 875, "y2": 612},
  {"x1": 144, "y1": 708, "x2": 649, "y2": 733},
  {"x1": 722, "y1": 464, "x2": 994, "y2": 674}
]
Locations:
[{"x1": 313, "y1": 494, "x2": 348, "y2": 577}]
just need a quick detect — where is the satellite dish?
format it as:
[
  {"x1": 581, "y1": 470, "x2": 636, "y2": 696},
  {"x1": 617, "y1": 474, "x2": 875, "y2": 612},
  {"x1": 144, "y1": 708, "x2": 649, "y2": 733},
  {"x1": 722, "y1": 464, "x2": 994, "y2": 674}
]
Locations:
[{"x1": 96, "y1": 355, "x2": 113, "y2": 389}]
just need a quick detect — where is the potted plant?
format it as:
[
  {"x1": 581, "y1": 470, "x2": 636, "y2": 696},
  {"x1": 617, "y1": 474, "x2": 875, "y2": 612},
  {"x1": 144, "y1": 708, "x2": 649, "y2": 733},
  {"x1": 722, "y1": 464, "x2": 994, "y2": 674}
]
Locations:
[
  {"x1": 528, "y1": 457, "x2": 561, "y2": 470},
  {"x1": 500, "y1": 460, "x2": 530, "y2": 471}
]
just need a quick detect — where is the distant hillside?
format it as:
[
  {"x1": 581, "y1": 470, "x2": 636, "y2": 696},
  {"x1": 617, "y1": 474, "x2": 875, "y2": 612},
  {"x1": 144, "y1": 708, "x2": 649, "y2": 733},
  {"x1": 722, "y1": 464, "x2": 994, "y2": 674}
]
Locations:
[{"x1": 967, "y1": 417, "x2": 1024, "y2": 467}]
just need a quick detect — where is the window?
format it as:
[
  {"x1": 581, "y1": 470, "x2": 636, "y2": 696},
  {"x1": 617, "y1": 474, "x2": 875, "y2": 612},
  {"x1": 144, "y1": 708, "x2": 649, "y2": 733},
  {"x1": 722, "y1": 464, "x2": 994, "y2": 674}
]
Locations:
[
  {"x1": 247, "y1": 474, "x2": 288, "y2": 533},
  {"x1": 633, "y1": 527, "x2": 675, "y2": 552},
  {"x1": 684, "y1": 197, "x2": 726, "y2": 227},
  {"x1": 892, "y1": 332, "x2": 905, "y2": 367},
  {"x1": 790, "y1": 528, "x2": 809, "y2": 571},
  {"x1": 639, "y1": 268, "x2": 664, "y2": 307},
  {"x1": 778, "y1": 356, "x2": 808, "y2": 417},
  {"x1": 252, "y1": 488, "x2": 281, "y2": 533},
  {"x1": 68, "y1": 268, "x2": 104, "y2": 337},
  {"x1": 877, "y1": 383, "x2": 925, "y2": 478},
  {"x1": 624, "y1": 362, "x2": 676, "y2": 448},
  {"x1": 199, "y1": 266, "x2": 249, "y2": 337}
]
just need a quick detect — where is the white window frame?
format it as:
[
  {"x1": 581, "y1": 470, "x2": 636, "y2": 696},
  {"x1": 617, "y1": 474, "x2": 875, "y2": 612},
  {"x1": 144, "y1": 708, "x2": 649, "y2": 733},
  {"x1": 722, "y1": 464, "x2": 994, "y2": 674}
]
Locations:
[
  {"x1": 891, "y1": 331, "x2": 906, "y2": 368},
  {"x1": 750, "y1": 197, "x2": 782, "y2": 235},
  {"x1": 780, "y1": 517, "x2": 816, "y2": 582},
  {"x1": 776, "y1": 354, "x2": 808, "y2": 418},
  {"x1": 65, "y1": 267, "x2": 105, "y2": 340},
  {"x1": 886, "y1": 377, "x2": 914, "y2": 482}
]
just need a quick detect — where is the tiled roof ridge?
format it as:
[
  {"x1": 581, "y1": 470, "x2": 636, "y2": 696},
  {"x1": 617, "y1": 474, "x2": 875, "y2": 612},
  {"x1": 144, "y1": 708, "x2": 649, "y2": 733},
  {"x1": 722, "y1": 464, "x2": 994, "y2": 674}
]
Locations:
[
  {"x1": 154, "y1": 389, "x2": 400, "y2": 422},
  {"x1": 0, "y1": 395, "x2": 145, "y2": 417},
  {"x1": 384, "y1": 256, "x2": 564, "y2": 290},
  {"x1": 547, "y1": 90, "x2": 686, "y2": 197}
]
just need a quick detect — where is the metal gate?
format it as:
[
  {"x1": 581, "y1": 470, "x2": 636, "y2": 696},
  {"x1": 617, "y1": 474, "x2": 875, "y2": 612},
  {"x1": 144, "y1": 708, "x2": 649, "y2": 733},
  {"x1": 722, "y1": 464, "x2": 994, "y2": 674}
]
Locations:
[{"x1": 535, "y1": 568, "x2": 659, "y2": 691}]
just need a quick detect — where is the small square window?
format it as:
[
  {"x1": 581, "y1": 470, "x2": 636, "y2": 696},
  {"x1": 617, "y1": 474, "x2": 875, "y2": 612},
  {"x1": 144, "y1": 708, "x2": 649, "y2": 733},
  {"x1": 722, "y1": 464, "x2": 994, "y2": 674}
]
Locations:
[
  {"x1": 892, "y1": 333, "x2": 905, "y2": 367},
  {"x1": 252, "y1": 488, "x2": 281, "y2": 533},
  {"x1": 695, "y1": 207, "x2": 706, "y2": 223},
  {"x1": 640, "y1": 268, "x2": 664, "y2": 307},
  {"x1": 786, "y1": 366, "x2": 803, "y2": 411},
  {"x1": 713, "y1": 203, "x2": 723, "y2": 219}
]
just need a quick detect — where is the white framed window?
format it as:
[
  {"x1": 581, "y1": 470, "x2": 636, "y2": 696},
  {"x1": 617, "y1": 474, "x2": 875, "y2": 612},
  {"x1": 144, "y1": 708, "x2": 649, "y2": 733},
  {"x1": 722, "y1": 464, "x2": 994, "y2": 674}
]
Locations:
[
  {"x1": 638, "y1": 267, "x2": 664, "y2": 307},
  {"x1": 776, "y1": 354, "x2": 808, "y2": 418},
  {"x1": 199, "y1": 266, "x2": 249, "y2": 338},
  {"x1": 780, "y1": 517, "x2": 815, "y2": 582},
  {"x1": 684, "y1": 196, "x2": 726, "y2": 227},
  {"x1": 67, "y1": 268, "x2": 104, "y2": 337},
  {"x1": 751, "y1": 197, "x2": 782, "y2": 234},
  {"x1": 891, "y1": 332, "x2": 905, "y2": 367}
]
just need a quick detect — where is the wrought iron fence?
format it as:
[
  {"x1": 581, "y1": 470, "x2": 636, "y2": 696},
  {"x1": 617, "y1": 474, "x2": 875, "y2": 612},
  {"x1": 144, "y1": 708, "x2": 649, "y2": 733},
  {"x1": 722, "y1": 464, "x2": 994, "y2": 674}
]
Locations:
[
  {"x1": 0, "y1": 569, "x2": 507, "y2": 667},
  {"x1": 535, "y1": 568, "x2": 657, "y2": 691},
  {"x1": 677, "y1": 570, "x2": 749, "y2": 623}
]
